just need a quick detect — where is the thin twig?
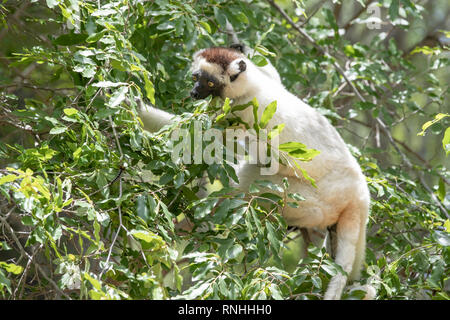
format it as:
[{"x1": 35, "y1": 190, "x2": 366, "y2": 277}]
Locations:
[
  {"x1": 350, "y1": 118, "x2": 450, "y2": 186},
  {"x1": 14, "y1": 244, "x2": 41, "y2": 299},
  {"x1": 99, "y1": 176, "x2": 124, "y2": 279},
  {"x1": 300, "y1": 0, "x2": 328, "y2": 27},
  {"x1": 266, "y1": 0, "x2": 366, "y2": 102},
  {"x1": 108, "y1": 115, "x2": 123, "y2": 160},
  {"x1": 99, "y1": 116, "x2": 126, "y2": 279},
  {"x1": 0, "y1": 214, "x2": 71, "y2": 300},
  {"x1": 87, "y1": 168, "x2": 123, "y2": 197},
  {"x1": 342, "y1": 0, "x2": 376, "y2": 31},
  {"x1": 0, "y1": 2, "x2": 30, "y2": 42}
]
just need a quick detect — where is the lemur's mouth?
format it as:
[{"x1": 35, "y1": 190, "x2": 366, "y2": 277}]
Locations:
[{"x1": 190, "y1": 89, "x2": 210, "y2": 100}]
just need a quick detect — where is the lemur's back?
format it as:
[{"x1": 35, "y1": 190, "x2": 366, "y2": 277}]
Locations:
[{"x1": 237, "y1": 65, "x2": 360, "y2": 180}]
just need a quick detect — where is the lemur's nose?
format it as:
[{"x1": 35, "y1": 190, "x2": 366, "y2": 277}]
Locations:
[{"x1": 190, "y1": 90, "x2": 200, "y2": 99}]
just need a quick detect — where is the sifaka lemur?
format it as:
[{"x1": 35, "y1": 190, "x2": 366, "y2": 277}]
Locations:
[{"x1": 138, "y1": 45, "x2": 373, "y2": 300}]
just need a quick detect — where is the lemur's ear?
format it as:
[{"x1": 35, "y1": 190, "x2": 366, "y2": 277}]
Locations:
[
  {"x1": 229, "y1": 59, "x2": 246, "y2": 82},
  {"x1": 192, "y1": 49, "x2": 205, "y2": 60},
  {"x1": 230, "y1": 43, "x2": 245, "y2": 53}
]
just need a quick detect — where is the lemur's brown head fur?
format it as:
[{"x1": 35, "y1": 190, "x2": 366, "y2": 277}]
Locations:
[
  {"x1": 190, "y1": 47, "x2": 247, "y2": 100},
  {"x1": 198, "y1": 47, "x2": 241, "y2": 71}
]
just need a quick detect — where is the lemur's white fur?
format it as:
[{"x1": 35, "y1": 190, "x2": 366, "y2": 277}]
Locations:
[
  {"x1": 234, "y1": 48, "x2": 281, "y2": 84},
  {"x1": 139, "y1": 103, "x2": 174, "y2": 132},
  {"x1": 138, "y1": 49, "x2": 373, "y2": 300}
]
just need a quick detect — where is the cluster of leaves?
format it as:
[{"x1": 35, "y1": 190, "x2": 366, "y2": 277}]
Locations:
[{"x1": 0, "y1": 0, "x2": 448, "y2": 300}]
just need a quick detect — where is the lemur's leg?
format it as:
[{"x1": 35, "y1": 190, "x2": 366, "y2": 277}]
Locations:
[{"x1": 323, "y1": 201, "x2": 367, "y2": 300}]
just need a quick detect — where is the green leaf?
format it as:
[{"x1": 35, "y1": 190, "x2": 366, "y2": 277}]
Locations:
[
  {"x1": 49, "y1": 126, "x2": 68, "y2": 135},
  {"x1": 136, "y1": 195, "x2": 150, "y2": 222},
  {"x1": 259, "y1": 101, "x2": 277, "y2": 129},
  {"x1": 92, "y1": 9, "x2": 116, "y2": 17},
  {"x1": 252, "y1": 98, "x2": 259, "y2": 130},
  {"x1": 251, "y1": 55, "x2": 268, "y2": 67},
  {"x1": 292, "y1": 160, "x2": 317, "y2": 187},
  {"x1": 73, "y1": 64, "x2": 96, "y2": 78},
  {"x1": 144, "y1": 76, "x2": 155, "y2": 105},
  {"x1": 236, "y1": 12, "x2": 249, "y2": 24},
  {"x1": 311, "y1": 275, "x2": 322, "y2": 289},
  {"x1": 21, "y1": 216, "x2": 33, "y2": 226},
  {"x1": 427, "y1": 261, "x2": 445, "y2": 289},
  {"x1": 53, "y1": 33, "x2": 88, "y2": 46},
  {"x1": 0, "y1": 269, "x2": 11, "y2": 294},
  {"x1": 279, "y1": 142, "x2": 320, "y2": 161},
  {"x1": 45, "y1": 0, "x2": 59, "y2": 9},
  {"x1": 444, "y1": 220, "x2": 450, "y2": 233},
  {"x1": 0, "y1": 174, "x2": 19, "y2": 186},
  {"x1": 92, "y1": 81, "x2": 128, "y2": 88},
  {"x1": 194, "y1": 198, "x2": 219, "y2": 219},
  {"x1": 222, "y1": 97, "x2": 231, "y2": 114},
  {"x1": 83, "y1": 273, "x2": 102, "y2": 291},
  {"x1": 268, "y1": 123, "x2": 285, "y2": 140},
  {"x1": 199, "y1": 21, "x2": 212, "y2": 34},
  {"x1": 321, "y1": 264, "x2": 337, "y2": 276},
  {"x1": 86, "y1": 30, "x2": 107, "y2": 43},
  {"x1": 109, "y1": 86, "x2": 129, "y2": 108},
  {"x1": 278, "y1": 141, "x2": 308, "y2": 153},
  {"x1": 214, "y1": 198, "x2": 247, "y2": 224},
  {"x1": 442, "y1": 127, "x2": 450, "y2": 155},
  {"x1": 324, "y1": 8, "x2": 338, "y2": 34},
  {"x1": 389, "y1": 0, "x2": 400, "y2": 20},
  {"x1": 258, "y1": 23, "x2": 275, "y2": 44},
  {"x1": 255, "y1": 45, "x2": 276, "y2": 57},
  {"x1": 434, "y1": 230, "x2": 450, "y2": 246},
  {"x1": 288, "y1": 192, "x2": 305, "y2": 201},
  {"x1": 410, "y1": 46, "x2": 441, "y2": 56},
  {"x1": 94, "y1": 107, "x2": 119, "y2": 120},
  {"x1": 131, "y1": 230, "x2": 163, "y2": 245},
  {"x1": 254, "y1": 180, "x2": 284, "y2": 193},
  {"x1": 226, "y1": 244, "x2": 243, "y2": 261},
  {"x1": 0, "y1": 262, "x2": 24, "y2": 275},
  {"x1": 178, "y1": 281, "x2": 211, "y2": 299},
  {"x1": 418, "y1": 113, "x2": 449, "y2": 136},
  {"x1": 269, "y1": 284, "x2": 283, "y2": 300},
  {"x1": 230, "y1": 100, "x2": 253, "y2": 112},
  {"x1": 437, "y1": 178, "x2": 446, "y2": 202},
  {"x1": 354, "y1": 101, "x2": 376, "y2": 110},
  {"x1": 266, "y1": 221, "x2": 280, "y2": 247},
  {"x1": 63, "y1": 108, "x2": 78, "y2": 116},
  {"x1": 110, "y1": 59, "x2": 127, "y2": 71}
]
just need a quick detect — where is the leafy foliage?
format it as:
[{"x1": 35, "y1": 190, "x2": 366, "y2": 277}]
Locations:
[{"x1": 0, "y1": 0, "x2": 448, "y2": 300}]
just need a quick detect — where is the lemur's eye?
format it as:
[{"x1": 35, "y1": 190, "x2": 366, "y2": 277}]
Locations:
[
  {"x1": 192, "y1": 75, "x2": 198, "y2": 81},
  {"x1": 207, "y1": 81, "x2": 215, "y2": 87}
]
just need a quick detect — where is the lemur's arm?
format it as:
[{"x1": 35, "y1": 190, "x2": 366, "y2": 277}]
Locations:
[{"x1": 137, "y1": 100, "x2": 175, "y2": 132}]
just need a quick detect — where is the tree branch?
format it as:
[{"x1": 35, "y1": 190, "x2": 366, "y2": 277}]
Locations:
[
  {"x1": 266, "y1": 0, "x2": 449, "y2": 218},
  {"x1": 342, "y1": 0, "x2": 376, "y2": 31},
  {"x1": 300, "y1": 0, "x2": 328, "y2": 27},
  {"x1": 0, "y1": 83, "x2": 76, "y2": 93}
]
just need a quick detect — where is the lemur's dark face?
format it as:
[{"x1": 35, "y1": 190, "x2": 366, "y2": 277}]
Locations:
[
  {"x1": 190, "y1": 71, "x2": 223, "y2": 100},
  {"x1": 190, "y1": 47, "x2": 247, "y2": 100}
]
